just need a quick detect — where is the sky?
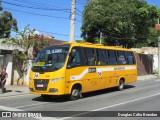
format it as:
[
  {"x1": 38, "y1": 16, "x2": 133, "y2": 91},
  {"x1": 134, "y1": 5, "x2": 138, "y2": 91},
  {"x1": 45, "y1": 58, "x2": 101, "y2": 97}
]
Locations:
[{"x1": 1, "y1": 0, "x2": 160, "y2": 42}]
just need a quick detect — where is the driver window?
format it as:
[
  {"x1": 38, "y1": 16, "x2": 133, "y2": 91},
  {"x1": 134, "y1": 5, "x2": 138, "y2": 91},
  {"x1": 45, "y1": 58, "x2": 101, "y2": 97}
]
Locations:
[{"x1": 67, "y1": 47, "x2": 82, "y2": 68}]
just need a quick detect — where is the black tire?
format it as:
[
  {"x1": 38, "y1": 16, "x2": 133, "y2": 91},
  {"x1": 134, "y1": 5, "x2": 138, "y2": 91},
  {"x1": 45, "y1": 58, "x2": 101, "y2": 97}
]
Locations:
[
  {"x1": 41, "y1": 94, "x2": 52, "y2": 100},
  {"x1": 69, "y1": 86, "x2": 82, "y2": 101},
  {"x1": 118, "y1": 79, "x2": 124, "y2": 91}
]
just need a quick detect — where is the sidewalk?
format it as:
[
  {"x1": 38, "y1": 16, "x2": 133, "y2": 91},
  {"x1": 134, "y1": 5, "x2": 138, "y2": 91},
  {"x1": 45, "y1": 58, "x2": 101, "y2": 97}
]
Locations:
[
  {"x1": 0, "y1": 85, "x2": 29, "y2": 98},
  {"x1": 137, "y1": 74, "x2": 159, "y2": 81},
  {"x1": 0, "y1": 74, "x2": 159, "y2": 98}
]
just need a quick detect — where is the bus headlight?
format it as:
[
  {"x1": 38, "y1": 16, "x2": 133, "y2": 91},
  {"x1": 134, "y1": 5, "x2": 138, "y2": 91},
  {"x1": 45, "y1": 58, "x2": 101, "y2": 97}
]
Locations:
[{"x1": 52, "y1": 78, "x2": 63, "y2": 83}]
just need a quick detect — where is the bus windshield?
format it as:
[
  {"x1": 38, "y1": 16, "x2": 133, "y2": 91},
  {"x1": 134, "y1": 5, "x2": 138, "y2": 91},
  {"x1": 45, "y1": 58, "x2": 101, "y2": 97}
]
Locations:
[{"x1": 32, "y1": 45, "x2": 70, "y2": 72}]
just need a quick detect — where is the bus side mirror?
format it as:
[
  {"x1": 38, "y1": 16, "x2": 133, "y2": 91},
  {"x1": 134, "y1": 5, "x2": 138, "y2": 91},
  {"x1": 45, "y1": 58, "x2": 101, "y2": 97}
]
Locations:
[{"x1": 70, "y1": 49, "x2": 76, "y2": 57}]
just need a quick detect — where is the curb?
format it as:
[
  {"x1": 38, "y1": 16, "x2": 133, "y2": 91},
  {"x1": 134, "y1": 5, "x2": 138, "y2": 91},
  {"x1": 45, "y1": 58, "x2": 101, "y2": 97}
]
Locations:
[{"x1": 137, "y1": 77, "x2": 159, "y2": 81}]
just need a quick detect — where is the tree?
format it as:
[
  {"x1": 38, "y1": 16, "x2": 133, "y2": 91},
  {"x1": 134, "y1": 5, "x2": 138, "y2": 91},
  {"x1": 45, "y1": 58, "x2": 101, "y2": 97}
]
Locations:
[
  {"x1": 76, "y1": 39, "x2": 86, "y2": 43},
  {"x1": 131, "y1": 0, "x2": 160, "y2": 47},
  {"x1": 1, "y1": 25, "x2": 51, "y2": 85},
  {"x1": 0, "y1": 4, "x2": 18, "y2": 38},
  {"x1": 81, "y1": 0, "x2": 160, "y2": 48},
  {"x1": 1, "y1": 25, "x2": 50, "y2": 59},
  {"x1": 14, "y1": 25, "x2": 50, "y2": 59}
]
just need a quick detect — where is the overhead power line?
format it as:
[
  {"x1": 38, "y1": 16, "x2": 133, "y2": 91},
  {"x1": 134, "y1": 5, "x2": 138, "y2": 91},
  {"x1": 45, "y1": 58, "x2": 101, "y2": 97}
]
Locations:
[
  {"x1": 77, "y1": 0, "x2": 85, "y2": 6},
  {"x1": 76, "y1": 8, "x2": 83, "y2": 14},
  {"x1": 38, "y1": 30, "x2": 81, "y2": 38},
  {"x1": 78, "y1": 0, "x2": 87, "y2": 4},
  {"x1": 2, "y1": 1, "x2": 70, "y2": 12},
  {"x1": 14, "y1": 0, "x2": 70, "y2": 10},
  {"x1": 4, "y1": 7, "x2": 81, "y2": 22},
  {"x1": 4, "y1": 8, "x2": 70, "y2": 20}
]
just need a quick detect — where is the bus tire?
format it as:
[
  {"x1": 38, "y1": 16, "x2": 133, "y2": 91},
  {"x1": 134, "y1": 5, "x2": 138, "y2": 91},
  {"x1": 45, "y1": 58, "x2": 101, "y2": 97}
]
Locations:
[
  {"x1": 41, "y1": 94, "x2": 51, "y2": 100},
  {"x1": 118, "y1": 79, "x2": 124, "y2": 91},
  {"x1": 69, "y1": 86, "x2": 81, "y2": 101}
]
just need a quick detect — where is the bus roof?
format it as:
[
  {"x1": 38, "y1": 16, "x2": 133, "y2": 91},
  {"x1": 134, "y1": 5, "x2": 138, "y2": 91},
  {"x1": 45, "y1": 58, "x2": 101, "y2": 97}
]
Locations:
[{"x1": 62, "y1": 42, "x2": 133, "y2": 51}]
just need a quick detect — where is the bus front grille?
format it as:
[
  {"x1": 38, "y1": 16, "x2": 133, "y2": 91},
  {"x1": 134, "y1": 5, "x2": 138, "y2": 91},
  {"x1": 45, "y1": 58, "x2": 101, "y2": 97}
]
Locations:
[{"x1": 34, "y1": 79, "x2": 49, "y2": 91}]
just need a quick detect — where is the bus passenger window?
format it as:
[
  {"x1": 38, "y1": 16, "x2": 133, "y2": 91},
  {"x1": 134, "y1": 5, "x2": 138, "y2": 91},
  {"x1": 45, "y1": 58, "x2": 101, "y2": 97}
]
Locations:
[
  {"x1": 117, "y1": 51, "x2": 126, "y2": 64},
  {"x1": 85, "y1": 48, "x2": 96, "y2": 66},
  {"x1": 126, "y1": 52, "x2": 135, "y2": 64},
  {"x1": 96, "y1": 49, "x2": 107, "y2": 65},
  {"x1": 108, "y1": 50, "x2": 117, "y2": 65}
]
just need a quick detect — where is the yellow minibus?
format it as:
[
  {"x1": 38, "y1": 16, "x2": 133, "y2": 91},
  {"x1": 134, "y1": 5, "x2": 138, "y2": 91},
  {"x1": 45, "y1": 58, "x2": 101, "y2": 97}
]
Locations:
[{"x1": 29, "y1": 42, "x2": 137, "y2": 100}]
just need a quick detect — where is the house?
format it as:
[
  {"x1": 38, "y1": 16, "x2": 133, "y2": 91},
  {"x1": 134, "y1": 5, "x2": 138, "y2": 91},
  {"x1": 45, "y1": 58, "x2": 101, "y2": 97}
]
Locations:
[{"x1": 0, "y1": 42, "x2": 24, "y2": 85}]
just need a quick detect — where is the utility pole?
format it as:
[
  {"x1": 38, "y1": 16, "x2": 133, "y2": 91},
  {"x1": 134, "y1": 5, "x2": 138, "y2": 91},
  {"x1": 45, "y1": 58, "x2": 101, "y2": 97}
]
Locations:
[
  {"x1": 156, "y1": 18, "x2": 160, "y2": 77},
  {"x1": 70, "y1": 0, "x2": 76, "y2": 42}
]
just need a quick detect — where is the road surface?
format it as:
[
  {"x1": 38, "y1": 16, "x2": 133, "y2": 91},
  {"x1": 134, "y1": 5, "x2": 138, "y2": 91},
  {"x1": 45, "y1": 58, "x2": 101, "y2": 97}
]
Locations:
[{"x1": 0, "y1": 78, "x2": 160, "y2": 120}]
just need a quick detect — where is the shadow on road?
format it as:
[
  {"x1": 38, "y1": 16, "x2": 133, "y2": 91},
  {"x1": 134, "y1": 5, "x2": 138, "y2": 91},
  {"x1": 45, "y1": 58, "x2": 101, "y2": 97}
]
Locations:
[
  {"x1": 4, "y1": 89, "x2": 12, "y2": 93},
  {"x1": 32, "y1": 95, "x2": 68, "y2": 103},
  {"x1": 15, "y1": 90, "x2": 23, "y2": 93},
  {"x1": 32, "y1": 85, "x2": 135, "y2": 102},
  {"x1": 82, "y1": 85, "x2": 135, "y2": 99}
]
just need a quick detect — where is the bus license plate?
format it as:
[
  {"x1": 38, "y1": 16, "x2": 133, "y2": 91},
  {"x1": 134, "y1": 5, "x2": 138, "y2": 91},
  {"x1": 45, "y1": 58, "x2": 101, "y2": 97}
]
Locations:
[{"x1": 37, "y1": 84, "x2": 44, "y2": 87}]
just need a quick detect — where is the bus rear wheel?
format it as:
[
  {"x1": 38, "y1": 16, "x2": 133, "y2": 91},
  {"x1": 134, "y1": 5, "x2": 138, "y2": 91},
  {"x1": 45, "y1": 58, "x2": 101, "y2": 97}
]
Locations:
[
  {"x1": 118, "y1": 79, "x2": 125, "y2": 91},
  {"x1": 69, "y1": 86, "x2": 82, "y2": 101}
]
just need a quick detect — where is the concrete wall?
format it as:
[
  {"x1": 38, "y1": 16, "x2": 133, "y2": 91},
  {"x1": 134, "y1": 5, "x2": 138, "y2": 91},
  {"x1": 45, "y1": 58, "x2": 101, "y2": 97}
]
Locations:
[
  {"x1": 12, "y1": 59, "x2": 22, "y2": 85},
  {"x1": 0, "y1": 43, "x2": 24, "y2": 51},
  {"x1": 3, "y1": 54, "x2": 13, "y2": 85},
  {"x1": 153, "y1": 55, "x2": 158, "y2": 73},
  {"x1": 0, "y1": 55, "x2": 4, "y2": 70},
  {"x1": 23, "y1": 60, "x2": 34, "y2": 86}
]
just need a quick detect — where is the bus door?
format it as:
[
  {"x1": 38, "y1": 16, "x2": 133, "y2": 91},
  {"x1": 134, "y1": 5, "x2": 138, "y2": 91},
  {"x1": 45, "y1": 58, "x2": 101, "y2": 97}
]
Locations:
[
  {"x1": 66, "y1": 47, "x2": 87, "y2": 92},
  {"x1": 66, "y1": 47, "x2": 96, "y2": 92}
]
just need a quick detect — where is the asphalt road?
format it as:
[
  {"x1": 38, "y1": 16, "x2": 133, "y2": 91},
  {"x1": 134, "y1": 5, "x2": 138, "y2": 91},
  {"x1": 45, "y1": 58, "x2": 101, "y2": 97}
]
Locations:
[{"x1": 0, "y1": 78, "x2": 160, "y2": 120}]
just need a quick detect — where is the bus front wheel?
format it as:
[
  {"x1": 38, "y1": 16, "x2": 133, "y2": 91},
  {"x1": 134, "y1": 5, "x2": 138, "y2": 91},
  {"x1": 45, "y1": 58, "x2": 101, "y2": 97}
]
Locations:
[
  {"x1": 69, "y1": 86, "x2": 82, "y2": 101},
  {"x1": 118, "y1": 79, "x2": 125, "y2": 91}
]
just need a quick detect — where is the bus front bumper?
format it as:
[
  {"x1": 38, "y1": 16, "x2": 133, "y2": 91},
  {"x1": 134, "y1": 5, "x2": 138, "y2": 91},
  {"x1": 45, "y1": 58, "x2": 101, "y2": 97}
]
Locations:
[{"x1": 29, "y1": 87, "x2": 65, "y2": 95}]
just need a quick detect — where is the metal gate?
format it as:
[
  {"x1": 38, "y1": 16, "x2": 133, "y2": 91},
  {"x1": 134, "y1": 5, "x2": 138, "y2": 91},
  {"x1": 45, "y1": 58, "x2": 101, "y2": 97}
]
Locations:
[{"x1": 135, "y1": 53, "x2": 153, "y2": 75}]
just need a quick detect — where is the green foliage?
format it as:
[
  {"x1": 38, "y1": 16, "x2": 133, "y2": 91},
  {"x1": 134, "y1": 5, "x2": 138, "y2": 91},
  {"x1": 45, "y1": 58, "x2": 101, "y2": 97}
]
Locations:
[
  {"x1": 14, "y1": 25, "x2": 50, "y2": 59},
  {"x1": 14, "y1": 53, "x2": 29, "y2": 60},
  {"x1": 1, "y1": 25, "x2": 50, "y2": 60},
  {"x1": 76, "y1": 39, "x2": 86, "y2": 43},
  {"x1": 0, "y1": 38, "x2": 18, "y2": 44},
  {"x1": 81, "y1": 0, "x2": 160, "y2": 48},
  {"x1": 0, "y1": 6, "x2": 18, "y2": 38}
]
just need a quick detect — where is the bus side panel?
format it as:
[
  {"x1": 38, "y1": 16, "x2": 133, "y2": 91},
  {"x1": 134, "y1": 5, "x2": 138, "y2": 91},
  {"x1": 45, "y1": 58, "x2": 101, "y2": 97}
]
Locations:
[
  {"x1": 125, "y1": 69, "x2": 137, "y2": 84},
  {"x1": 65, "y1": 66, "x2": 107, "y2": 94},
  {"x1": 65, "y1": 67, "x2": 86, "y2": 94}
]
